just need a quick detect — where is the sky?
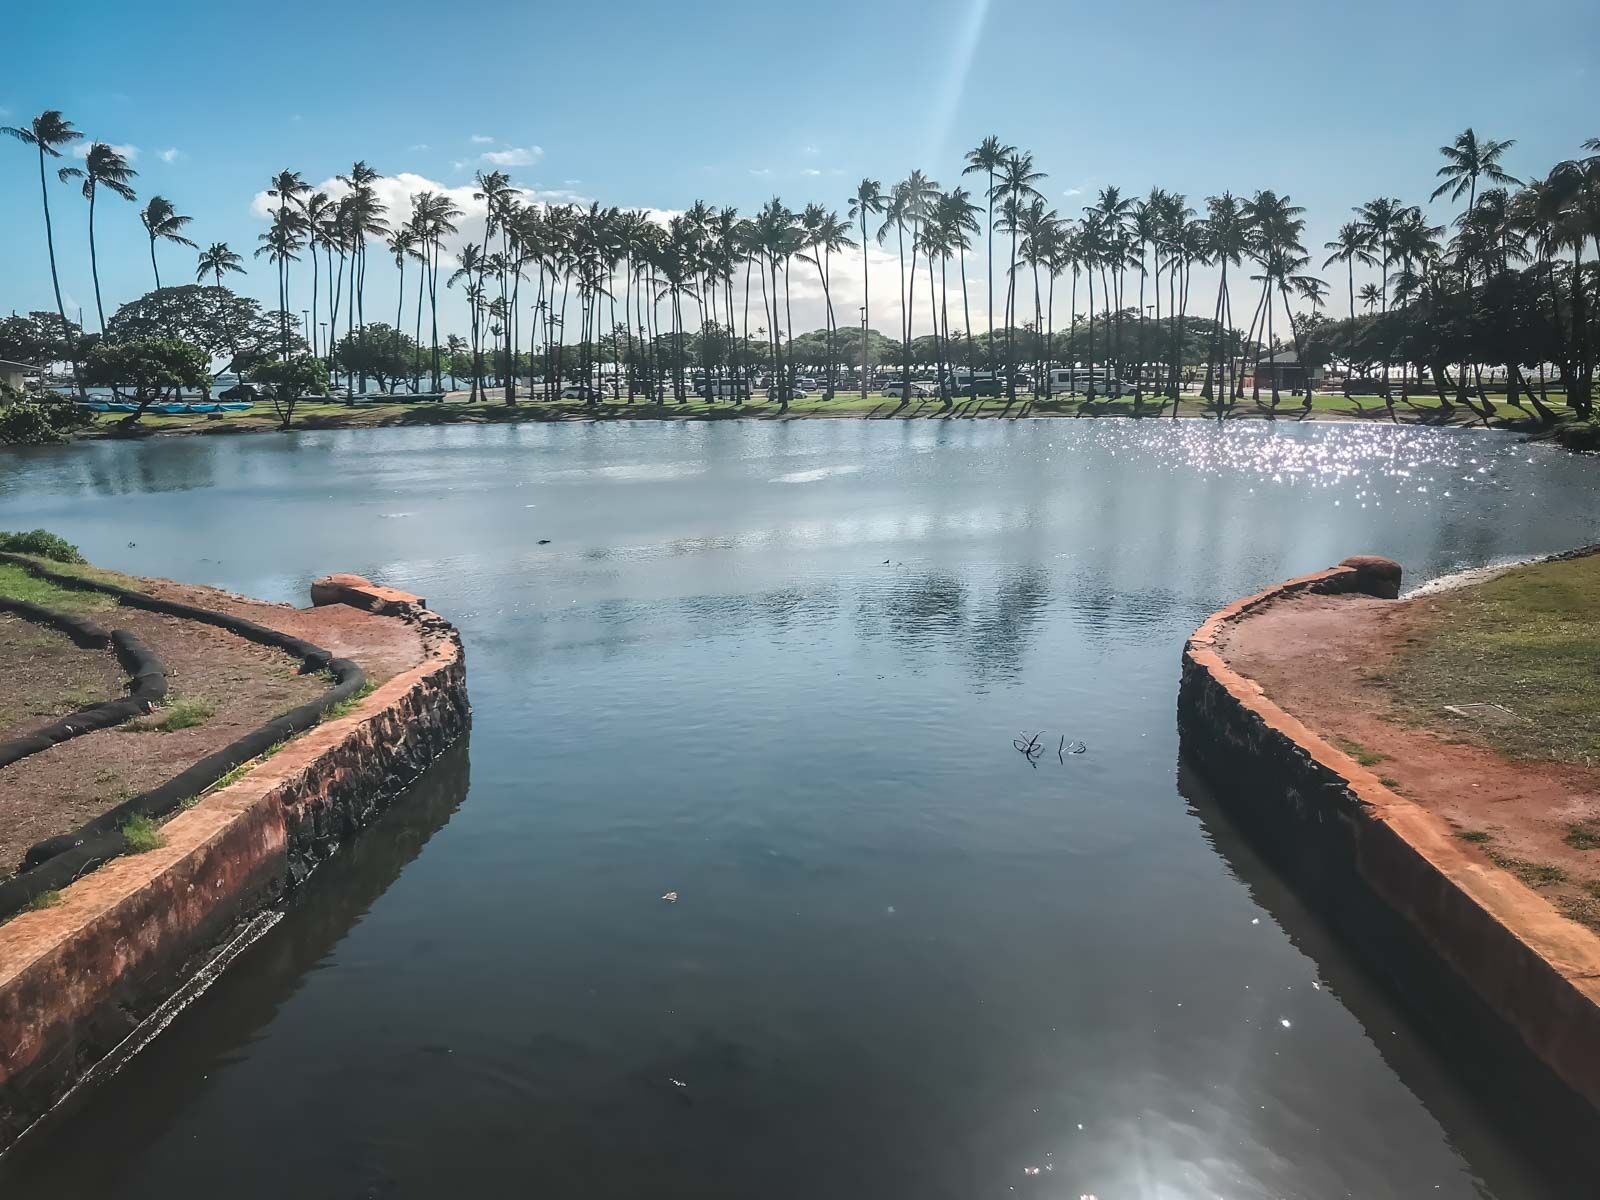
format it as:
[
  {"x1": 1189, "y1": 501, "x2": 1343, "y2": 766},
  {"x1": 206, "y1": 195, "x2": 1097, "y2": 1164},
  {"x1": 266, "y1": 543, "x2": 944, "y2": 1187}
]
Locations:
[{"x1": 3, "y1": 0, "x2": 1596, "y2": 347}]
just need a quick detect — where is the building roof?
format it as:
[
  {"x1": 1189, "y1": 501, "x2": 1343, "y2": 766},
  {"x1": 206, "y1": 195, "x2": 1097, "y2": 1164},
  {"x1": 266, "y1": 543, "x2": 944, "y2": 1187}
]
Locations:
[
  {"x1": 1259, "y1": 350, "x2": 1301, "y2": 365},
  {"x1": 0, "y1": 359, "x2": 39, "y2": 371}
]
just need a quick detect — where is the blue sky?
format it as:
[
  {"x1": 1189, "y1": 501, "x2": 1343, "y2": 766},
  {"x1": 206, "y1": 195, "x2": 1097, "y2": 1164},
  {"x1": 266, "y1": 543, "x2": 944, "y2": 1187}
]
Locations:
[{"x1": 4, "y1": 0, "x2": 1596, "y2": 341}]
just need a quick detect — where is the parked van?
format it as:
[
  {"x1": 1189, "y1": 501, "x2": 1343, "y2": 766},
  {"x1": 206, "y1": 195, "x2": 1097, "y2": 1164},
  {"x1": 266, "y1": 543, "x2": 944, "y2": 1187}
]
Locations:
[{"x1": 706, "y1": 377, "x2": 751, "y2": 399}]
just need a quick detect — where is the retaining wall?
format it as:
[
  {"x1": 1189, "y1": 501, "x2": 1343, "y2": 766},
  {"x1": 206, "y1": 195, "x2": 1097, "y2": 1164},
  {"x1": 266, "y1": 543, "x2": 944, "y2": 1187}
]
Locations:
[
  {"x1": 0, "y1": 577, "x2": 469, "y2": 1154},
  {"x1": 1178, "y1": 555, "x2": 1600, "y2": 1114}
]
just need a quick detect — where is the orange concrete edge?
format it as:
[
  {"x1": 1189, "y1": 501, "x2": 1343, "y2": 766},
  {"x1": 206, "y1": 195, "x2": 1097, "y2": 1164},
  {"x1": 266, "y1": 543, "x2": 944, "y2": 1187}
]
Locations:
[
  {"x1": 1185, "y1": 560, "x2": 1600, "y2": 1102},
  {"x1": 0, "y1": 577, "x2": 464, "y2": 1125}
]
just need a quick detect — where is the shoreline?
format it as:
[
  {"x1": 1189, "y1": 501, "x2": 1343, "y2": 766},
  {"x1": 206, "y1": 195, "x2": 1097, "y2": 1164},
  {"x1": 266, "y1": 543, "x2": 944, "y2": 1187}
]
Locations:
[
  {"x1": 1178, "y1": 554, "x2": 1600, "y2": 1117},
  {"x1": 51, "y1": 390, "x2": 1587, "y2": 443},
  {"x1": 0, "y1": 569, "x2": 469, "y2": 1155}
]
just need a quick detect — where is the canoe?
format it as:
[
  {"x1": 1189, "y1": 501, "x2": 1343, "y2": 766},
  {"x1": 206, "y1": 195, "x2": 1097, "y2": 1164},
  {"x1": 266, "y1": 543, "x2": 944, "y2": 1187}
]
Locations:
[
  {"x1": 217, "y1": 402, "x2": 252, "y2": 412},
  {"x1": 73, "y1": 401, "x2": 111, "y2": 412}
]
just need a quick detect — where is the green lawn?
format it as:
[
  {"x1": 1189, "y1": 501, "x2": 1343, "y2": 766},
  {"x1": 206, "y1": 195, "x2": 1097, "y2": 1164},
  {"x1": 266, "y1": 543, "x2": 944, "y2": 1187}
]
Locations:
[
  {"x1": 1384, "y1": 553, "x2": 1600, "y2": 767},
  {"x1": 85, "y1": 386, "x2": 1577, "y2": 436},
  {"x1": 0, "y1": 563, "x2": 115, "y2": 613}
]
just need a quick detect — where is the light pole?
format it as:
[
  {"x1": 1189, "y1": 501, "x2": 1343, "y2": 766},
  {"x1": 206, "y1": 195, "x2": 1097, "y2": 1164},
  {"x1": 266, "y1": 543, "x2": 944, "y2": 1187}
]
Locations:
[
  {"x1": 859, "y1": 305, "x2": 867, "y2": 393},
  {"x1": 301, "y1": 311, "x2": 311, "y2": 356}
]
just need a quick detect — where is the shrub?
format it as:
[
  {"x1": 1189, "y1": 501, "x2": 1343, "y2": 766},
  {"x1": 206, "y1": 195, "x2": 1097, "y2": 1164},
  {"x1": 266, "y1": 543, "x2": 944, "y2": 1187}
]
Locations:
[
  {"x1": 121, "y1": 814, "x2": 166, "y2": 854},
  {"x1": 0, "y1": 529, "x2": 86, "y2": 563},
  {"x1": 0, "y1": 386, "x2": 93, "y2": 446}
]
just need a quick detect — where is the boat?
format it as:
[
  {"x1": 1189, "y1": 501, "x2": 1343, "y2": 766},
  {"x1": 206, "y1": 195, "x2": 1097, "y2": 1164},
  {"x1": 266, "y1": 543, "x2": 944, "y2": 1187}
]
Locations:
[{"x1": 217, "y1": 402, "x2": 253, "y2": 412}]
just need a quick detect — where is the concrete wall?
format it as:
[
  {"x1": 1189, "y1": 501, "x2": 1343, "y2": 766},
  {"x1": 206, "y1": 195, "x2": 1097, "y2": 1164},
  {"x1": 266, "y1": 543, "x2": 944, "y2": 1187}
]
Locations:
[
  {"x1": 0, "y1": 579, "x2": 469, "y2": 1153},
  {"x1": 1178, "y1": 556, "x2": 1600, "y2": 1115}
]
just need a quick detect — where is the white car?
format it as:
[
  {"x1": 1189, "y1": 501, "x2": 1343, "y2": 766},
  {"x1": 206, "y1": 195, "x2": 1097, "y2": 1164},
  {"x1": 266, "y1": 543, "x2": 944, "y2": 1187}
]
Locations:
[
  {"x1": 560, "y1": 384, "x2": 604, "y2": 400},
  {"x1": 767, "y1": 386, "x2": 810, "y2": 400},
  {"x1": 880, "y1": 381, "x2": 931, "y2": 398}
]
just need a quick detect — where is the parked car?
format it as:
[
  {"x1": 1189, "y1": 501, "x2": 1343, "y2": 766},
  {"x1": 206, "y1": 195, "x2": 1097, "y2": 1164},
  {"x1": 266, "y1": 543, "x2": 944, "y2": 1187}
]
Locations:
[
  {"x1": 880, "y1": 381, "x2": 931, "y2": 398},
  {"x1": 561, "y1": 384, "x2": 604, "y2": 399},
  {"x1": 767, "y1": 386, "x2": 811, "y2": 400},
  {"x1": 706, "y1": 378, "x2": 751, "y2": 399}
]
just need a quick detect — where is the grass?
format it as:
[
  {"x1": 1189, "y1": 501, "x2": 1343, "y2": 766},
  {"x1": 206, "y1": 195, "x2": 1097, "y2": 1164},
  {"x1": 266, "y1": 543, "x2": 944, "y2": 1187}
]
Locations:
[
  {"x1": 1485, "y1": 849, "x2": 1568, "y2": 888},
  {"x1": 321, "y1": 681, "x2": 377, "y2": 722},
  {"x1": 1456, "y1": 829, "x2": 1493, "y2": 844},
  {"x1": 0, "y1": 562, "x2": 114, "y2": 613},
  {"x1": 125, "y1": 697, "x2": 214, "y2": 732},
  {"x1": 1332, "y1": 734, "x2": 1387, "y2": 767},
  {"x1": 75, "y1": 386, "x2": 1578, "y2": 438},
  {"x1": 28, "y1": 889, "x2": 63, "y2": 911},
  {"x1": 208, "y1": 761, "x2": 253, "y2": 792},
  {"x1": 1563, "y1": 821, "x2": 1600, "y2": 851},
  {"x1": 1384, "y1": 553, "x2": 1600, "y2": 767},
  {"x1": 120, "y1": 814, "x2": 165, "y2": 854}
]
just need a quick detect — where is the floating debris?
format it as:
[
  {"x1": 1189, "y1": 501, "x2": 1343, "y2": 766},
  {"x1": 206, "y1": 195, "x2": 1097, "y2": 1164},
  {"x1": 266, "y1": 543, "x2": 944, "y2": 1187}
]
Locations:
[
  {"x1": 1013, "y1": 732, "x2": 1044, "y2": 768},
  {"x1": 1022, "y1": 1166, "x2": 1041, "y2": 1176},
  {"x1": 660, "y1": 891, "x2": 678, "y2": 903},
  {"x1": 669, "y1": 1077, "x2": 687, "y2": 1088}
]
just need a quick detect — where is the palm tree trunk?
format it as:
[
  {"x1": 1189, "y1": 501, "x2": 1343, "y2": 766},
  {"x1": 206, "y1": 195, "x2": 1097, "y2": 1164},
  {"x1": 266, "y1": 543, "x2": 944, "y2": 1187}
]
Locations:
[
  {"x1": 859, "y1": 212, "x2": 870, "y2": 397},
  {"x1": 86, "y1": 188, "x2": 107, "y2": 332},
  {"x1": 959, "y1": 242, "x2": 974, "y2": 404}
]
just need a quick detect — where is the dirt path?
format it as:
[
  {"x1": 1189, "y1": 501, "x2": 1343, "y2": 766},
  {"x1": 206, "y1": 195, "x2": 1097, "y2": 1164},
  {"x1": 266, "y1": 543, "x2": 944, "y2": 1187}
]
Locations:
[
  {"x1": 1216, "y1": 590, "x2": 1600, "y2": 931},
  {"x1": 0, "y1": 615, "x2": 125, "y2": 742},
  {"x1": 0, "y1": 569, "x2": 429, "y2": 878}
]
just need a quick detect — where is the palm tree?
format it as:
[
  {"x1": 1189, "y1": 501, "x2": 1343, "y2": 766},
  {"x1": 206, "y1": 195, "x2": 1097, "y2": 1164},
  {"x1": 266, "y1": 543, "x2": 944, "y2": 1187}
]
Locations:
[
  {"x1": 847, "y1": 179, "x2": 885, "y2": 396},
  {"x1": 254, "y1": 208, "x2": 304, "y2": 358},
  {"x1": 1358, "y1": 282, "x2": 1382, "y2": 311},
  {"x1": 58, "y1": 142, "x2": 137, "y2": 330},
  {"x1": 1201, "y1": 192, "x2": 1250, "y2": 413},
  {"x1": 800, "y1": 204, "x2": 855, "y2": 398},
  {"x1": 196, "y1": 242, "x2": 244, "y2": 288},
  {"x1": 1432, "y1": 128, "x2": 1519, "y2": 214},
  {"x1": 3, "y1": 110, "x2": 82, "y2": 385},
  {"x1": 936, "y1": 188, "x2": 982, "y2": 401},
  {"x1": 992, "y1": 151, "x2": 1045, "y2": 399},
  {"x1": 962, "y1": 135, "x2": 1013, "y2": 372},
  {"x1": 339, "y1": 162, "x2": 388, "y2": 393},
  {"x1": 412, "y1": 191, "x2": 461, "y2": 390},
  {"x1": 1323, "y1": 221, "x2": 1378, "y2": 321},
  {"x1": 140, "y1": 196, "x2": 197, "y2": 289}
]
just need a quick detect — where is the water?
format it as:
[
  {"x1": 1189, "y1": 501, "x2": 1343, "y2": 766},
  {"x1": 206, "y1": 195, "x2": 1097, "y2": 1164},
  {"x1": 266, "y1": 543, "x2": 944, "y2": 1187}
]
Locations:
[{"x1": 1, "y1": 419, "x2": 1596, "y2": 1198}]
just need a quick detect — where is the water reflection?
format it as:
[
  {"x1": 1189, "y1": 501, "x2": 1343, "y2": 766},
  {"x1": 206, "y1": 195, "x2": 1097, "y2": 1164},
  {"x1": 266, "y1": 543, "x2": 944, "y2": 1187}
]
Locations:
[
  {"x1": 1, "y1": 421, "x2": 1597, "y2": 1198},
  {"x1": 1177, "y1": 759, "x2": 1599, "y2": 1199},
  {"x1": 0, "y1": 740, "x2": 471, "y2": 1197}
]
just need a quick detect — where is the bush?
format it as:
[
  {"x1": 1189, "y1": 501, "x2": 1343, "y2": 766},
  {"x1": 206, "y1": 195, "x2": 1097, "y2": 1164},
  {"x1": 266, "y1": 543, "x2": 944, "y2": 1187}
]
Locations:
[
  {"x1": 0, "y1": 529, "x2": 86, "y2": 563},
  {"x1": 0, "y1": 386, "x2": 94, "y2": 446}
]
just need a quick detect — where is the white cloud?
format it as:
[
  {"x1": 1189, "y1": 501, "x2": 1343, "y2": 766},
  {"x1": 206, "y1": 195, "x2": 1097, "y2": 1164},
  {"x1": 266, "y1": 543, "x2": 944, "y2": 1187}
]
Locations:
[
  {"x1": 1062, "y1": 187, "x2": 1083, "y2": 197},
  {"x1": 469, "y1": 134, "x2": 495, "y2": 144},
  {"x1": 562, "y1": 178, "x2": 581, "y2": 186},
  {"x1": 74, "y1": 141, "x2": 139, "y2": 162},
  {"x1": 801, "y1": 168, "x2": 821, "y2": 177},
  {"x1": 249, "y1": 170, "x2": 593, "y2": 254},
  {"x1": 158, "y1": 147, "x2": 182, "y2": 164},
  {"x1": 481, "y1": 146, "x2": 542, "y2": 167},
  {"x1": 749, "y1": 167, "x2": 774, "y2": 178},
  {"x1": 802, "y1": 144, "x2": 819, "y2": 156},
  {"x1": 408, "y1": 142, "x2": 430, "y2": 152}
]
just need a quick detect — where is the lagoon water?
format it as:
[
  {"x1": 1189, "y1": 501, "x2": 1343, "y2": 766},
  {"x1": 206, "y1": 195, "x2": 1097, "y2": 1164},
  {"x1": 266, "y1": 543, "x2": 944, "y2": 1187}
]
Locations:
[{"x1": 1, "y1": 418, "x2": 1597, "y2": 1198}]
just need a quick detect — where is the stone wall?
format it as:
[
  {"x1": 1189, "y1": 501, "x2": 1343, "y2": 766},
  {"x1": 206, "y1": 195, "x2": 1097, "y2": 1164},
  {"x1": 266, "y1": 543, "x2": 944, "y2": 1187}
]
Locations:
[
  {"x1": 1178, "y1": 556, "x2": 1600, "y2": 1115},
  {"x1": 0, "y1": 578, "x2": 469, "y2": 1153}
]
